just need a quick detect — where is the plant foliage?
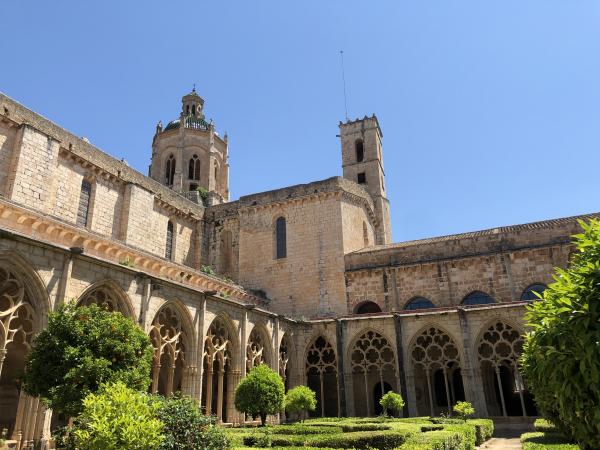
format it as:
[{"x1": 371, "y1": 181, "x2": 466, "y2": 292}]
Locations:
[
  {"x1": 23, "y1": 303, "x2": 153, "y2": 416},
  {"x1": 521, "y1": 219, "x2": 600, "y2": 449},
  {"x1": 452, "y1": 401, "x2": 475, "y2": 420},
  {"x1": 156, "y1": 394, "x2": 229, "y2": 450},
  {"x1": 379, "y1": 391, "x2": 405, "y2": 417},
  {"x1": 284, "y1": 386, "x2": 317, "y2": 422},
  {"x1": 72, "y1": 382, "x2": 163, "y2": 450},
  {"x1": 234, "y1": 364, "x2": 285, "y2": 426}
]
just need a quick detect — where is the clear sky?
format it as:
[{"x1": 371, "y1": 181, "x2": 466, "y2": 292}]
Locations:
[{"x1": 1, "y1": 1, "x2": 599, "y2": 242}]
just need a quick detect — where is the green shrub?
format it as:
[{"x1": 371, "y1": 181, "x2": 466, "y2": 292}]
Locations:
[
  {"x1": 284, "y1": 386, "x2": 316, "y2": 422},
  {"x1": 420, "y1": 424, "x2": 444, "y2": 432},
  {"x1": 429, "y1": 417, "x2": 465, "y2": 425},
  {"x1": 155, "y1": 394, "x2": 229, "y2": 450},
  {"x1": 379, "y1": 391, "x2": 405, "y2": 417},
  {"x1": 23, "y1": 303, "x2": 153, "y2": 416},
  {"x1": 72, "y1": 382, "x2": 163, "y2": 450},
  {"x1": 234, "y1": 364, "x2": 285, "y2": 426},
  {"x1": 399, "y1": 430, "x2": 464, "y2": 450},
  {"x1": 306, "y1": 430, "x2": 413, "y2": 449},
  {"x1": 534, "y1": 419, "x2": 558, "y2": 433},
  {"x1": 452, "y1": 401, "x2": 475, "y2": 420},
  {"x1": 521, "y1": 431, "x2": 579, "y2": 450},
  {"x1": 521, "y1": 219, "x2": 600, "y2": 449},
  {"x1": 441, "y1": 423, "x2": 476, "y2": 450},
  {"x1": 340, "y1": 423, "x2": 391, "y2": 432},
  {"x1": 270, "y1": 424, "x2": 341, "y2": 435},
  {"x1": 466, "y1": 419, "x2": 494, "y2": 445}
]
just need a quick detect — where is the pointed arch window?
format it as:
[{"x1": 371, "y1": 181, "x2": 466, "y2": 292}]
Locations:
[
  {"x1": 189, "y1": 155, "x2": 200, "y2": 181},
  {"x1": 355, "y1": 139, "x2": 364, "y2": 162},
  {"x1": 165, "y1": 221, "x2": 174, "y2": 260},
  {"x1": 275, "y1": 217, "x2": 286, "y2": 259},
  {"x1": 76, "y1": 179, "x2": 92, "y2": 227},
  {"x1": 462, "y1": 291, "x2": 495, "y2": 306},
  {"x1": 165, "y1": 154, "x2": 176, "y2": 186}
]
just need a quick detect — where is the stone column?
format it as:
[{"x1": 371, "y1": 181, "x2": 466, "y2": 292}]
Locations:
[
  {"x1": 216, "y1": 369, "x2": 224, "y2": 422},
  {"x1": 56, "y1": 253, "x2": 73, "y2": 307},
  {"x1": 457, "y1": 309, "x2": 488, "y2": 416},
  {"x1": 393, "y1": 314, "x2": 410, "y2": 417},
  {"x1": 196, "y1": 298, "x2": 206, "y2": 403},
  {"x1": 205, "y1": 364, "x2": 213, "y2": 415},
  {"x1": 335, "y1": 319, "x2": 347, "y2": 417}
]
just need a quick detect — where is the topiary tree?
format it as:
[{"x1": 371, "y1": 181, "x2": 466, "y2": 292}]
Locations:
[
  {"x1": 234, "y1": 364, "x2": 285, "y2": 426},
  {"x1": 284, "y1": 385, "x2": 316, "y2": 422},
  {"x1": 522, "y1": 219, "x2": 600, "y2": 450},
  {"x1": 72, "y1": 382, "x2": 163, "y2": 450},
  {"x1": 23, "y1": 303, "x2": 153, "y2": 416},
  {"x1": 155, "y1": 394, "x2": 229, "y2": 450},
  {"x1": 452, "y1": 401, "x2": 475, "y2": 420},
  {"x1": 379, "y1": 391, "x2": 405, "y2": 417}
]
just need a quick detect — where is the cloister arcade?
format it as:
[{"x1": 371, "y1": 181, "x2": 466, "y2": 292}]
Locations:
[{"x1": 306, "y1": 336, "x2": 339, "y2": 417}]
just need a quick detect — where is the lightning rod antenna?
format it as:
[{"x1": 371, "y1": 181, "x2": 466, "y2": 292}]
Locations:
[{"x1": 340, "y1": 50, "x2": 349, "y2": 121}]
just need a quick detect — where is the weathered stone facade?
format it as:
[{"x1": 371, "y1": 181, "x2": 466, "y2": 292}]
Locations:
[{"x1": 0, "y1": 90, "x2": 596, "y2": 449}]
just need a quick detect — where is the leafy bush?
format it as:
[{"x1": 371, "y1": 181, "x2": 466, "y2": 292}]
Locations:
[
  {"x1": 379, "y1": 391, "x2": 405, "y2": 417},
  {"x1": 72, "y1": 382, "x2": 163, "y2": 450},
  {"x1": 155, "y1": 394, "x2": 229, "y2": 450},
  {"x1": 270, "y1": 424, "x2": 341, "y2": 434},
  {"x1": 467, "y1": 419, "x2": 494, "y2": 445},
  {"x1": 534, "y1": 419, "x2": 558, "y2": 433},
  {"x1": 399, "y1": 430, "x2": 464, "y2": 450},
  {"x1": 307, "y1": 430, "x2": 413, "y2": 449},
  {"x1": 521, "y1": 219, "x2": 600, "y2": 449},
  {"x1": 200, "y1": 265, "x2": 215, "y2": 275},
  {"x1": 521, "y1": 431, "x2": 579, "y2": 450},
  {"x1": 440, "y1": 423, "x2": 476, "y2": 450},
  {"x1": 340, "y1": 423, "x2": 391, "y2": 432},
  {"x1": 453, "y1": 401, "x2": 475, "y2": 420},
  {"x1": 429, "y1": 417, "x2": 465, "y2": 425},
  {"x1": 23, "y1": 304, "x2": 153, "y2": 416},
  {"x1": 420, "y1": 424, "x2": 444, "y2": 432},
  {"x1": 234, "y1": 364, "x2": 285, "y2": 426},
  {"x1": 245, "y1": 427, "x2": 273, "y2": 447},
  {"x1": 284, "y1": 386, "x2": 316, "y2": 422}
]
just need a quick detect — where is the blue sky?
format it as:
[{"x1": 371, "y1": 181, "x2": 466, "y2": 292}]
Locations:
[{"x1": 1, "y1": 1, "x2": 599, "y2": 242}]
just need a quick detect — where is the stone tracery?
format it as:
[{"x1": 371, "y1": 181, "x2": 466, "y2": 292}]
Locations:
[
  {"x1": 306, "y1": 336, "x2": 338, "y2": 417},
  {"x1": 78, "y1": 283, "x2": 129, "y2": 316},
  {"x1": 246, "y1": 326, "x2": 268, "y2": 372},
  {"x1": 203, "y1": 317, "x2": 233, "y2": 422},
  {"x1": 279, "y1": 333, "x2": 290, "y2": 390}
]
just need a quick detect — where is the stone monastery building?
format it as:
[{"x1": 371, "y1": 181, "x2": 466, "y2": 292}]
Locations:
[{"x1": 0, "y1": 89, "x2": 596, "y2": 447}]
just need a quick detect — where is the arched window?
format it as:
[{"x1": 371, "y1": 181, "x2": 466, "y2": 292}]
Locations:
[
  {"x1": 275, "y1": 217, "x2": 286, "y2": 259},
  {"x1": 521, "y1": 284, "x2": 547, "y2": 302},
  {"x1": 362, "y1": 221, "x2": 369, "y2": 247},
  {"x1": 191, "y1": 104, "x2": 196, "y2": 115},
  {"x1": 188, "y1": 155, "x2": 200, "y2": 181},
  {"x1": 405, "y1": 297, "x2": 436, "y2": 311},
  {"x1": 76, "y1": 179, "x2": 92, "y2": 227},
  {"x1": 354, "y1": 301, "x2": 382, "y2": 314},
  {"x1": 165, "y1": 221, "x2": 174, "y2": 260},
  {"x1": 165, "y1": 154, "x2": 176, "y2": 186},
  {"x1": 355, "y1": 139, "x2": 364, "y2": 162},
  {"x1": 462, "y1": 291, "x2": 495, "y2": 306},
  {"x1": 306, "y1": 336, "x2": 338, "y2": 417}
]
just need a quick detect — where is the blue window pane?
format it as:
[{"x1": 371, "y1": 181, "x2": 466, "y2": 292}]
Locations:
[
  {"x1": 521, "y1": 284, "x2": 547, "y2": 301},
  {"x1": 405, "y1": 297, "x2": 435, "y2": 310},
  {"x1": 462, "y1": 291, "x2": 495, "y2": 306}
]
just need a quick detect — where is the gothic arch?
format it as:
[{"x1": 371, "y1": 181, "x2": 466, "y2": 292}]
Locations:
[
  {"x1": 347, "y1": 329, "x2": 397, "y2": 416},
  {"x1": 149, "y1": 300, "x2": 195, "y2": 397},
  {"x1": 246, "y1": 322, "x2": 272, "y2": 372},
  {"x1": 475, "y1": 320, "x2": 535, "y2": 417},
  {"x1": 0, "y1": 251, "x2": 50, "y2": 442},
  {"x1": 409, "y1": 324, "x2": 465, "y2": 417},
  {"x1": 279, "y1": 332, "x2": 293, "y2": 392},
  {"x1": 305, "y1": 334, "x2": 339, "y2": 417},
  {"x1": 76, "y1": 279, "x2": 135, "y2": 319}
]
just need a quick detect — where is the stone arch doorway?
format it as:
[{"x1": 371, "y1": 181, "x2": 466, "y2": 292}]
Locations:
[
  {"x1": 203, "y1": 316, "x2": 236, "y2": 423},
  {"x1": 373, "y1": 381, "x2": 393, "y2": 415},
  {"x1": 349, "y1": 330, "x2": 397, "y2": 416},
  {"x1": 149, "y1": 303, "x2": 191, "y2": 397},
  {"x1": 410, "y1": 326, "x2": 465, "y2": 416},
  {"x1": 477, "y1": 321, "x2": 536, "y2": 417},
  {"x1": 306, "y1": 336, "x2": 339, "y2": 417}
]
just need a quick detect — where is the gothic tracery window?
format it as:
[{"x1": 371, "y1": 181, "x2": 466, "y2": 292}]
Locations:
[
  {"x1": 306, "y1": 336, "x2": 338, "y2": 417},
  {"x1": 410, "y1": 327, "x2": 464, "y2": 416},
  {"x1": 203, "y1": 317, "x2": 232, "y2": 422},
  {"x1": 246, "y1": 327, "x2": 269, "y2": 372},
  {"x1": 477, "y1": 322, "x2": 535, "y2": 416},
  {"x1": 188, "y1": 154, "x2": 200, "y2": 181},
  {"x1": 165, "y1": 154, "x2": 176, "y2": 186},
  {"x1": 350, "y1": 330, "x2": 396, "y2": 416},
  {"x1": 78, "y1": 284, "x2": 127, "y2": 315},
  {"x1": 149, "y1": 305, "x2": 187, "y2": 397},
  {"x1": 279, "y1": 334, "x2": 290, "y2": 391}
]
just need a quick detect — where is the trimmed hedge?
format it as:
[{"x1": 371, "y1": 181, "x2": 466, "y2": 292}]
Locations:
[
  {"x1": 306, "y1": 430, "x2": 414, "y2": 449},
  {"x1": 534, "y1": 419, "x2": 558, "y2": 433},
  {"x1": 466, "y1": 419, "x2": 494, "y2": 445},
  {"x1": 270, "y1": 425, "x2": 342, "y2": 435},
  {"x1": 521, "y1": 432, "x2": 579, "y2": 450},
  {"x1": 439, "y1": 423, "x2": 476, "y2": 450},
  {"x1": 399, "y1": 430, "x2": 465, "y2": 450}
]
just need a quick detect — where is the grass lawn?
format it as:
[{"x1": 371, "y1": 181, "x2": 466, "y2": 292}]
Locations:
[{"x1": 226, "y1": 416, "x2": 493, "y2": 450}]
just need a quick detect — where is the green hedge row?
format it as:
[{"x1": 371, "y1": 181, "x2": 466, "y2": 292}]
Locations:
[
  {"x1": 521, "y1": 432, "x2": 579, "y2": 450},
  {"x1": 466, "y1": 419, "x2": 494, "y2": 445},
  {"x1": 398, "y1": 430, "x2": 466, "y2": 450}
]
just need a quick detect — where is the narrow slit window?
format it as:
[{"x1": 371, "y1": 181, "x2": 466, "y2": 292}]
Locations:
[
  {"x1": 189, "y1": 155, "x2": 200, "y2": 181},
  {"x1": 275, "y1": 217, "x2": 286, "y2": 259},
  {"x1": 165, "y1": 221, "x2": 174, "y2": 260},
  {"x1": 165, "y1": 154, "x2": 176, "y2": 186},
  {"x1": 355, "y1": 139, "x2": 364, "y2": 162},
  {"x1": 76, "y1": 180, "x2": 92, "y2": 227}
]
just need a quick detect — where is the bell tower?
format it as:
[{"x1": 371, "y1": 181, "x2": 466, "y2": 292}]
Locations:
[
  {"x1": 339, "y1": 115, "x2": 392, "y2": 244},
  {"x1": 149, "y1": 88, "x2": 229, "y2": 205}
]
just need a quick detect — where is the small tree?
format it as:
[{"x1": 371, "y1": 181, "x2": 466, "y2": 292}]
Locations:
[
  {"x1": 72, "y1": 382, "x2": 163, "y2": 450},
  {"x1": 23, "y1": 303, "x2": 153, "y2": 416},
  {"x1": 379, "y1": 391, "x2": 405, "y2": 417},
  {"x1": 453, "y1": 401, "x2": 475, "y2": 420},
  {"x1": 522, "y1": 219, "x2": 600, "y2": 449},
  {"x1": 284, "y1": 386, "x2": 317, "y2": 422},
  {"x1": 234, "y1": 364, "x2": 284, "y2": 426},
  {"x1": 156, "y1": 394, "x2": 229, "y2": 450}
]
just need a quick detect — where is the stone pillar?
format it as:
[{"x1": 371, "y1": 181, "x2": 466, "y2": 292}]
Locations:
[
  {"x1": 196, "y1": 298, "x2": 206, "y2": 403},
  {"x1": 457, "y1": 309, "x2": 488, "y2": 417},
  {"x1": 205, "y1": 365, "x2": 213, "y2": 415},
  {"x1": 138, "y1": 275, "x2": 151, "y2": 330},
  {"x1": 393, "y1": 314, "x2": 410, "y2": 417},
  {"x1": 56, "y1": 252, "x2": 73, "y2": 307},
  {"x1": 335, "y1": 319, "x2": 347, "y2": 417},
  {"x1": 273, "y1": 317, "x2": 280, "y2": 375}
]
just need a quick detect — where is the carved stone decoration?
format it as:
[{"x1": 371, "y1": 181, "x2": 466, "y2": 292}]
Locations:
[
  {"x1": 477, "y1": 322, "x2": 528, "y2": 417},
  {"x1": 78, "y1": 285, "x2": 121, "y2": 313},
  {"x1": 306, "y1": 336, "x2": 338, "y2": 417},
  {"x1": 204, "y1": 317, "x2": 231, "y2": 372},
  {"x1": 149, "y1": 305, "x2": 186, "y2": 396},
  {"x1": 246, "y1": 327, "x2": 266, "y2": 372},
  {"x1": 203, "y1": 317, "x2": 232, "y2": 421},
  {"x1": 279, "y1": 334, "x2": 290, "y2": 384}
]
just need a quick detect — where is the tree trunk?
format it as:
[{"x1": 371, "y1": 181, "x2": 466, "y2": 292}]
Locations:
[{"x1": 260, "y1": 413, "x2": 267, "y2": 426}]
